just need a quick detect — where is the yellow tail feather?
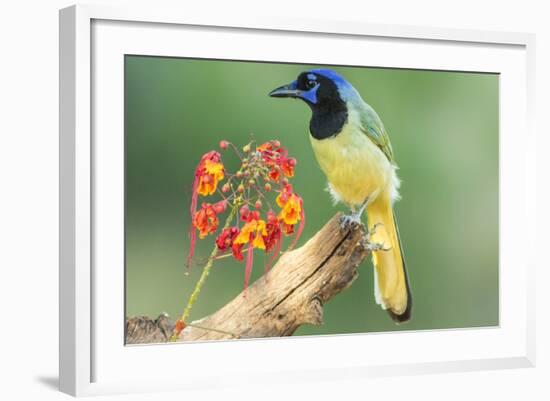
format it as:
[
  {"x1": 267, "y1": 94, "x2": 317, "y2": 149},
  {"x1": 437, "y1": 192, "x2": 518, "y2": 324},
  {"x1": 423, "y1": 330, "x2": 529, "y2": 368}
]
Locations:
[{"x1": 367, "y1": 198, "x2": 412, "y2": 322}]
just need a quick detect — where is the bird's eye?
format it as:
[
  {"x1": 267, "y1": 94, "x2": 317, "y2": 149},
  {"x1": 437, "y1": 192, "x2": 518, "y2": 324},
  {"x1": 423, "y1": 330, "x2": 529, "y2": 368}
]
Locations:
[
  {"x1": 307, "y1": 80, "x2": 317, "y2": 89},
  {"x1": 306, "y1": 79, "x2": 317, "y2": 90}
]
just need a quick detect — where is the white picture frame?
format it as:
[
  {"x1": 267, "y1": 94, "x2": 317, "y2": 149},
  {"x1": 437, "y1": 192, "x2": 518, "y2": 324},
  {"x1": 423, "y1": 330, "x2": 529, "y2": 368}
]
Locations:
[{"x1": 59, "y1": 4, "x2": 536, "y2": 397}]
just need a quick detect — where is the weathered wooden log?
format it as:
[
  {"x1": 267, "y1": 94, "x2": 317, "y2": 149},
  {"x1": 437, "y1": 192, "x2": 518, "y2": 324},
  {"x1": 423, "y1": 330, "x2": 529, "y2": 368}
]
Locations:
[{"x1": 126, "y1": 213, "x2": 370, "y2": 344}]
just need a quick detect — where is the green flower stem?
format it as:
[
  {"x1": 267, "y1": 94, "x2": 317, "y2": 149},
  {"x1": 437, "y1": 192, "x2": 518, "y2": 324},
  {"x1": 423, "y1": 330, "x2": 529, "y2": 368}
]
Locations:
[{"x1": 171, "y1": 204, "x2": 239, "y2": 341}]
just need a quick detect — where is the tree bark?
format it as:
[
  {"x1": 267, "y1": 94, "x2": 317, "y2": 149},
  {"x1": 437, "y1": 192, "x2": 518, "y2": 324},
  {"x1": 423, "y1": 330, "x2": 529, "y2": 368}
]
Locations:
[{"x1": 126, "y1": 213, "x2": 370, "y2": 344}]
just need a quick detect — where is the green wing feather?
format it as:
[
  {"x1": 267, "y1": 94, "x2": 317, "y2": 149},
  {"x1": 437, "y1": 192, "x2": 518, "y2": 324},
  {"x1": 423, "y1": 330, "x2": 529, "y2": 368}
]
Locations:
[{"x1": 358, "y1": 102, "x2": 395, "y2": 163}]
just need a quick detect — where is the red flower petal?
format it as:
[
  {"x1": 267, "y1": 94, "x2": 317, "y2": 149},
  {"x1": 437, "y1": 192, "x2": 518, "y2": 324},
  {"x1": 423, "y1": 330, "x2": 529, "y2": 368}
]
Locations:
[
  {"x1": 265, "y1": 228, "x2": 282, "y2": 274},
  {"x1": 288, "y1": 199, "x2": 305, "y2": 251},
  {"x1": 186, "y1": 174, "x2": 200, "y2": 268},
  {"x1": 232, "y1": 242, "x2": 244, "y2": 261},
  {"x1": 243, "y1": 241, "x2": 254, "y2": 293}
]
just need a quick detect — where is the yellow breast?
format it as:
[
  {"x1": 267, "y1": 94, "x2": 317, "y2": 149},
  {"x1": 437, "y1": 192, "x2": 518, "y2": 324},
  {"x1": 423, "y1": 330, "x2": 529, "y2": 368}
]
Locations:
[{"x1": 310, "y1": 118, "x2": 397, "y2": 207}]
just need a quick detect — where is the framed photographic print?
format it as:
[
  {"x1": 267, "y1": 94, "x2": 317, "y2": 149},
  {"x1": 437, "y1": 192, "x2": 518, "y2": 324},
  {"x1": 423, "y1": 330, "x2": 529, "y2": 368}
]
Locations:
[{"x1": 59, "y1": 4, "x2": 536, "y2": 396}]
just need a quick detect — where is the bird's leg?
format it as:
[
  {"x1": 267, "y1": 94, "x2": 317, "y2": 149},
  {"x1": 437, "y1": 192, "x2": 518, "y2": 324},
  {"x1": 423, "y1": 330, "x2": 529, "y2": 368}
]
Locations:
[
  {"x1": 352, "y1": 198, "x2": 369, "y2": 220},
  {"x1": 339, "y1": 198, "x2": 369, "y2": 229}
]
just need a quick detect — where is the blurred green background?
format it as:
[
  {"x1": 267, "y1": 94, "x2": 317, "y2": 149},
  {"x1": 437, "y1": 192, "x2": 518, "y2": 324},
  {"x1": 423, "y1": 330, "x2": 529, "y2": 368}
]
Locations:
[{"x1": 125, "y1": 55, "x2": 499, "y2": 337}]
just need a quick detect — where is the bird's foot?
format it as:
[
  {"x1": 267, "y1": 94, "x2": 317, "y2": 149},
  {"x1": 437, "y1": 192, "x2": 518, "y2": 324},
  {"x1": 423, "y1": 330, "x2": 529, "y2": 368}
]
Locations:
[
  {"x1": 362, "y1": 223, "x2": 391, "y2": 252},
  {"x1": 339, "y1": 213, "x2": 362, "y2": 231},
  {"x1": 365, "y1": 222, "x2": 382, "y2": 239},
  {"x1": 364, "y1": 240, "x2": 391, "y2": 252}
]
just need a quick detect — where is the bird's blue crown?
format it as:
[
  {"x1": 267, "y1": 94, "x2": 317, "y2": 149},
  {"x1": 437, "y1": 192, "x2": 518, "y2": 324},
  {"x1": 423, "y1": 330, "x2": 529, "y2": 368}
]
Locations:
[{"x1": 308, "y1": 68, "x2": 359, "y2": 103}]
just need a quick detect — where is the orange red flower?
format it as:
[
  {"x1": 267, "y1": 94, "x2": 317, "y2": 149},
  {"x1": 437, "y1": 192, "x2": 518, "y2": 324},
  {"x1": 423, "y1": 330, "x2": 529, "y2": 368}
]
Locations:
[
  {"x1": 197, "y1": 158, "x2": 225, "y2": 196},
  {"x1": 280, "y1": 157, "x2": 296, "y2": 178},
  {"x1": 215, "y1": 227, "x2": 244, "y2": 261},
  {"x1": 193, "y1": 203, "x2": 219, "y2": 239},
  {"x1": 257, "y1": 141, "x2": 295, "y2": 181},
  {"x1": 257, "y1": 141, "x2": 274, "y2": 153},
  {"x1": 278, "y1": 194, "x2": 302, "y2": 226},
  {"x1": 234, "y1": 214, "x2": 267, "y2": 250},
  {"x1": 263, "y1": 211, "x2": 283, "y2": 273},
  {"x1": 186, "y1": 141, "x2": 305, "y2": 291},
  {"x1": 263, "y1": 211, "x2": 282, "y2": 252},
  {"x1": 268, "y1": 167, "x2": 281, "y2": 182},
  {"x1": 276, "y1": 184, "x2": 293, "y2": 207},
  {"x1": 188, "y1": 151, "x2": 225, "y2": 267},
  {"x1": 275, "y1": 184, "x2": 305, "y2": 250},
  {"x1": 215, "y1": 227, "x2": 239, "y2": 250},
  {"x1": 281, "y1": 222, "x2": 295, "y2": 235},
  {"x1": 232, "y1": 242, "x2": 244, "y2": 261},
  {"x1": 232, "y1": 208, "x2": 271, "y2": 290}
]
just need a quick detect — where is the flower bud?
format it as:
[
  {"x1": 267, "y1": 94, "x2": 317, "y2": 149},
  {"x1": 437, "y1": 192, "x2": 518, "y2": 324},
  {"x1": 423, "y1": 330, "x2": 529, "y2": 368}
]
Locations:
[
  {"x1": 255, "y1": 200, "x2": 262, "y2": 210},
  {"x1": 174, "y1": 319, "x2": 186, "y2": 336},
  {"x1": 219, "y1": 140, "x2": 229, "y2": 150},
  {"x1": 243, "y1": 144, "x2": 251, "y2": 153},
  {"x1": 271, "y1": 140, "x2": 280, "y2": 148},
  {"x1": 237, "y1": 184, "x2": 245, "y2": 193},
  {"x1": 248, "y1": 179, "x2": 255, "y2": 186},
  {"x1": 240, "y1": 205, "x2": 250, "y2": 219},
  {"x1": 236, "y1": 171, "x2": 244, "y2": 178},
  {"x1": 213, "y1": 200, "x2": 227, "y2": 214},
  {"x1": 264, "y1": 183, "x2": 272, "y2": 192},
  {"x1": 221, "y1": 183, "x2": 230, "y2": 193}
]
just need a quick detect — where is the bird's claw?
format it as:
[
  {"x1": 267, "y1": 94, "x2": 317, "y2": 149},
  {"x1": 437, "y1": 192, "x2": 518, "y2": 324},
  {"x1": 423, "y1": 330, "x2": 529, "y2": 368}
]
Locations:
[
  {"x1": 362, "y1": 223, "x2": 391, "y2": 252},
  {"x1": 339, "y1": 214, "x2": 362, "y2": 231},
  {"x1": 365, "y1": 223, "x2": 382, "y2": 240},
  {"x1": 364, "y1": 240, "x2": 391, "y2": 252}
]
